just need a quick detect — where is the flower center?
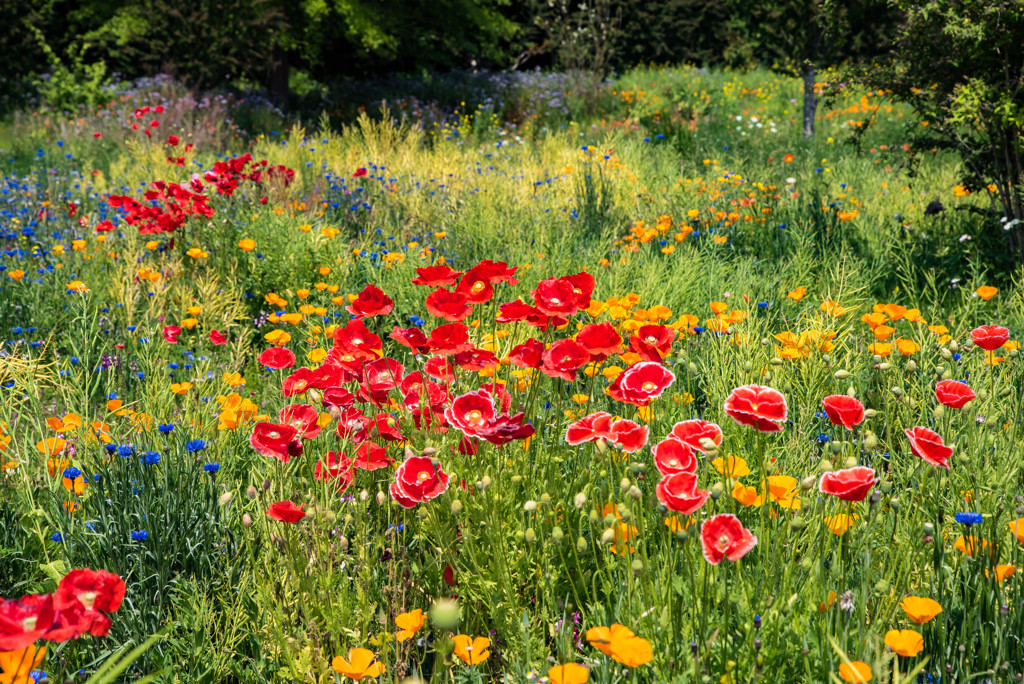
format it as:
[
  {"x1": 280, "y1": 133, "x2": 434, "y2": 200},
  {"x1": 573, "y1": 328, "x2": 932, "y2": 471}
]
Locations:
[
  {"x1": 467, "y1": 410, "x2": 483, "y2": 425},
  {"x1": 417, "y1": 470, "x2": 430, "y2": 483},
  {"x1": 718, "y1": 534, "x2": 731, "y2": 548},
  {"x1": 470, "y1": 281, "x2": 486, "y2": 294},
  {"x1": 79, "y1": 590, "x2": 98, "y2": 610},
  {"x1": 22, "y1": 616, "x2": 37, "y2": 631},
  {"x1": 645, "y1": 335, "x2": 657, "y2": 344},
  {"x1": 642, "y1": 381, "x2": 656, "y2": 391},
  {"x1": 267, "y1": 431, "x2": 280, "y2": 440},
  {"x1": 549, "y1": 297, "x2": 561, "y2": 305}
]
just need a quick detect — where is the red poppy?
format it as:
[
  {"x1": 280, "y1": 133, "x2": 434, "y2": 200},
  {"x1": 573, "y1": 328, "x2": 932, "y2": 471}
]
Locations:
[
  {"x1": 541, "y1": 339, "x2": 591, "y2": 382},
  {"x1": 163, "y1": 325, "x2": 181, "y2": 343},
  {"x1": 258, "y1": 347, "x2": 295, "y2": 370},
  {"x1": 360, "y1": 358, "x2": 405, "y2": 404},
  {"x1": 351, "y1": 441, "x2": 393, "y2": 471},
  {"x1": 565, "y1": 412, "x2": 615, "y2": 445},
  {"x1": 632, "y1": 325, "x2": 676, "y2": 355},
  {"x1": 971, "y1": 324, "x2": 1010, "y2": 351},
  {"x1": 508, "y1": 338, "x2": 545, "y2": 368},
  {"x1": 652, "y1": 438, "x2": 698, "y2": 475},
  {"x1": 496, "y1": 300, "x2": 538, "y2": 323},
  {"x1": 411, "y1": 265, "x2": 462, "y2": 287},
  {"x1": 267, "y1": 500, "x2": 306, "y2": 523},
  {"x1": 655, "y1": 471, "x2": 710, "y2": 514},
  {"x1": 564, "y1": 272, "x2": 595, "y2": 309},
  {"x1": 453, "y1": 348, "x2": 499, "y2": 371},
  {"x1": 935, "y1": 380, "x2": 976, "y2": 409},
  {"x1": 821, "y1": 395, "x2": 865, "y2": 430},
  {"x1": 209, "y1": 329, "x2": 227, "y2": 345},
  {"x1": 311, "y1": 361, "x2": 357, "y2": 389},
  {"x1": 346, "y1": 283, "x2": 394, "y2": 318},
  {"x1": 669, "y1": 419, "x2": 723, "y2": 453},
  {"x1": 333, "y1": 320, "x2": 382, "y2": 361},
  {"x1": 424, "y1": 356, "x2": 456, "y2": 381},
  {"x1": 44, "y1": 597, "x2": 110, "y2": 641},
  {"x1": 444, "y1": 390, "x2": 496, "y2": 437},
  {"x1": 576, "y1": 323, "x2": 623, "y2": 360},
  {"x1": 723, "y1": 385, "x2": 788, "y2": 432},
  {"x1": 279, "y1": 404, "x2": 321, "y2": 439},
  {"x1": 532, "y1": 277, "x2": 578, "y2": 317},
  {"x1": 167, "y1": 135, "x2": 180, "y2": 146},
  {"x1": 53, "y1": 568, "x2": 125, "y2": 615},
  {"x1": 373, "y1": 413, "x2": 406, "y2": 441},
  {"x1": 0, "y1": 594, "x2": 55, "y2": 650},
  {"x1": 905, "y1": 426, "x2": 953, "y2": 469},
  {"x1": 95, "y1": 220, "x2": 115, "y2": 232},
  {"x1": 282, "y1": 367, "x2": 316, "y2": 396},
  {"x1": 323, "y1": 386, "x2": 356, "y2": 407},
  {"x1": 476, "y1": 413, "x2": 535, "y2": 446},
  {"x1": 315, "y1": 451, "x2": 354, "y2": 493},
  {"x1": 473, "y1": 259, "x2": 518, "y2": 285},
  {"x1": 428, "y1": 323, "x2": 473, "y2": 355},
  {"x1": 391, "y1": 326, "x2": 430, "y2": 353},
  {"x1": 390, "y1": 456, "x2": 450, "y2": 508},
  {"x1": 353, "y1": 167, "x2": 368, "y2": 177},
  {"x1": 700, "y1": 514, "x2": 758, "y2": 564},
  {"x1": 425, "y1": 289, "x2": 472, "y2": 322},
  {"x1": 610, "y1": 419, "x2": 648, "y2": 453},
  {"x1": 250, "y1": 422, "x2": 302, "y2": 463},
  {"x1": 457, "y1": 264, "x2": 499, "y2": 304},
  {"x1": 611, "y1": 361, "x2": 675, "y2": 406},
  {"x1": 818, "y1": 466, "x2": 876, "y2": 501},
  {"x1": 335, "y1": 408, "x2": 373, "y2": 443}
]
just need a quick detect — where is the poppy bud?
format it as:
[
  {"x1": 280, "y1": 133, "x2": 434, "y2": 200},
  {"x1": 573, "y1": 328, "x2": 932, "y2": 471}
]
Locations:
[
  {"x1": 1000, "y1": 387, "x2": 1013, "y2": 397},
  {"x1": 262, "y1": 478, "x2": 271, "y2": 491},
  {"x1": 524, "y1": 500, "x2": 537, "y2": 512},
  {"x1": 940, "y1": 347, "x2": 952, "y2": 360},
  {"x1": 601, "y1": 528, "x2": 615, "y2": 545},
  {"x1": 864, "y1": 409, "x2": 878, "y2": 419},
  {"x1": 834, "y1": 369, "x2": 851, "y2": 379},
  {"x1": 404, "y1": 445, "x2": 417, "y2": 460},
  {"x1": 524, "y1": 528, "x2": 536, "y2": 543},
  {"x1": 574, "y1": 492, "x2": 587, "y2": 508},
  {"x1": 709, "y1": 487, "x2": 722, "y2": 501},
  {"x1": 843, "y1": 455, "x2": 858, "y2": 468},
  {"x1": 429, "y1": 598, "x2": 461, "y2": 629},
  {"x1": 603, "y1": 513, "x2": 617, "y2": 527},
  {"x1": 933, "y1": 405, "x2": 945, "y2": 421},
  {"x1": 421, "y1": 446, "x2": 437, "y2": 456},
  {"x1": 628, "y1": 485, "x2": 642, "y2": 501},
  {"x1": 576, "y1": 536, "x2": 588, "y2": 553},
  {"x1": 247, "y1": 485, "x2": 257, "y2": 499},
  {"x1": 589, "y1": 509, "x2": 600, "y2": 525},
  {"x1": 630, "y1": 559, "x2": 643, "y2": 576},
  {"x1": 941, "y1": 369, "x2": 952, "y2": 380},
  {"x1": 742, "y1": 360, "x2": 753, "y2": 371},
  {"x1": 846, "y1": 385, "x2": 856, "y2": 398},
  {"x1": 879, "y1": 362, "x2": 891, "y2": 371},
  {"x1": 688, "y1": 362, "x2": 697, "y2": 374},
  {"x1": 818, "y1": 459, "x2": 833, "y2": 473},
  {"x1": 872, "y1": 355, "x2": 883, "y2": 364},
  {"x1": 359, "y1": 490, "x2": 369, "y2": 501},
  {"x1": 863, "y1": 431, "x2": 878, "y2": 449},
  {"x1": 985, "y1": 415, "x2": 998, "y2": 428},
  {"x1": 306, "y1": 389, "x2": 321, "y2": 404},
  {"x1": 890, "y1": 498, "x2": 900, "y2": 512},
  {"x1": 242, "y1": 513, "x2": 252, "y2": 528},
  {"x1": 325, "y1": 511, "x2": 336, "y2": 523},
  {"x1": 480, "y1": 475, "x2": 492, "y2": 490},
  {"x1": 515, "y1": 529, "x2": 525, "y2": 542},
  {"x1": 698, "y1": 437, "x2": 718, "y2": 452},
  {"x1": 450, "y1": 500, "x2": 463, "y2": 515},
  {"x1": 869, "y1": 491, "x2": 882, "y2": 505},
  {"x1": 800, "y1": 476, "x2": 816, "y2": 490},
  {"x1": 829, "y1": 442, "x2": 843, "y2": 455},
  {"x1": 540, "y1": 493, "x2": 552, "y2": 506},
  {"x1": 676, "y1": 529, "x2": 688, "y2": 541},
  {"x1": 763, "y1": 371, "x2": 773, "y2": 382},
  {"x1": 879, "y1": 481, "x2": 892, "y2": 494},
  {"x1": 595, "y1": 438, "x2": 607, "y2": 454},
  {"x1": 512, "y1": 475, "x2": 523, "y2": 484},
  {"x1": 906, "y1": 360, "x2": 917, "y2": 372},
  {"x1": 769, "y1": 357, "x2": 783, "y2": 366},
  {"x1": 218, "y1": 491, "x2": 233, "y2": 506},
  {"x1": 801, "y1": 557, "x2": 814, "y2": 571},
  {"x1": 890, "y1": 386, "x2": 902, "y2": 397},
  {"x1": 949, "y1": 340, "x2": 959, "y2": 352},
  {"x1": 923, "y1": 522, "x2": 934, "y2": 535},
  {"x1": 619, "y1": 477, "x2": 631, "y2": 493},
  {"x1": 376, "y1": 491, "x2": 386, "y2": 505},
  {"x1": 551, "y1": 526, "x2": 564, "y2": 543}
]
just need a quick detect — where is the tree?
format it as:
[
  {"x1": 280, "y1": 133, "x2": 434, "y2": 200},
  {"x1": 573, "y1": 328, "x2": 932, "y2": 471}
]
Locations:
[
  {"x1": 734, "y1": 0, "x2": 896, "y2": 139},
  {"x1": 848, "y1": 0, "x2": 1024, "y2": 255}
]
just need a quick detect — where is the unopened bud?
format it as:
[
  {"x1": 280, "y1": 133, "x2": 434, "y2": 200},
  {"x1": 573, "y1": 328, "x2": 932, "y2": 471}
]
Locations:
[
  {"x1": 551, "y1": 526, "x2": 564, "y2": 543},
  {"x1": 627, "y1": 485, "x2": 642, "y2": 501},
  {"x1": 524, "y1": 500, "x2": 538, "y2": 512},
  {"x1": 524, "y1": 528, "x2": 537, "y2": 543},
  {"x1": 574, "y1": 492, "x2": 587, "y2": 508},
  {"x1": 834, "y1": 369, "x2": 851, "y2": 380},
  {"x1": 601, "y1": 528, "x2": 616, "y2": 545},
  {"x1": 376, "y1": 491, "x2": 386, "y2": 505},
  {"x1": 800, "y1": 476, "x2": 816, "y2": 491},
  {"x1": 450, "y1": 500, "x2": 463, "y2": 515},
  {"x1": 247, "y1": 485, "x2": 258, "y2": 499},
  {"x1": 242, "y1": 513, "x2": 252, "y2": 528},
  {"x1": 218, "y1": 491, "x2": 233, "y2": 507},
  {"x1": 619, "y1": 478, "x2": 631, "y2": 493}
]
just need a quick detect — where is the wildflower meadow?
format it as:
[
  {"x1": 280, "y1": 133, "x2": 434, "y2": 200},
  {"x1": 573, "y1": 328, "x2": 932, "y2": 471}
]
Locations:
[{"x1": 1, "y1": 64, "x2": 1024, "y2": 684}]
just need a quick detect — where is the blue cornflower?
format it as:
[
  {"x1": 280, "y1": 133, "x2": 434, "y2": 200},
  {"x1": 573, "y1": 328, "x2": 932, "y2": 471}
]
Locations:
[
  {"x1": 143, "y1": 451, "x2": 161, "y2": 465},
  {"x1": 131, "y1": 530, "x2": 149, "y2": 541},
  {"x1": 186, "y1": 439, "x2": 208, "y2": 453},
  {"x1": 158, "y1": 423, "x2": 174, "y2": 433},
  {"x1": 51, "y1": 532, "x2": 63, "y2": 542},
  {"x1": 204, "y1": 462, "x2": 220, "y2": 473},
  {"x1": 955, "y1": 511, "x2": 983, "y2": 526},
  {"x1": 117, "y1": 444, "x2": 134, "y2": 458},
  {"x1": 62, "y1": 467, "x2": 82, "y2": 480}
]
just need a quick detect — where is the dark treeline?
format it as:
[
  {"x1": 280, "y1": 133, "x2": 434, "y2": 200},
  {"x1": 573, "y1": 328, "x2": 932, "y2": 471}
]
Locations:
[{"x1": 0, "y1": 0, "x2": 900, "y2": 110}]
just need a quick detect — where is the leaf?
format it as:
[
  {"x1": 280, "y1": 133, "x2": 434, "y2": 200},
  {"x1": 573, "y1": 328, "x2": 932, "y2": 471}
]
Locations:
[{"x1": 39, "y1": 559, "x2": 69, "y2": 584}]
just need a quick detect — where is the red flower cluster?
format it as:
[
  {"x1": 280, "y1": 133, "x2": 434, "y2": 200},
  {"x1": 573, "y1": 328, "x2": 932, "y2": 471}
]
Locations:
[
  {"x1": 445, "y1": 388, "x2": 534, "y2": 446},
  {"x1": 0, "y1": 569, "x2": 125, "y2": 650},
  {"x1": 724, "y1": 385, "x2": 788, "y2": 432},
  {"x1": 109, "y1": 179, "x2": 213, "y2": 235},
  {"x1": 564, "y1": 412, "x2": 649, "y2": 453}
]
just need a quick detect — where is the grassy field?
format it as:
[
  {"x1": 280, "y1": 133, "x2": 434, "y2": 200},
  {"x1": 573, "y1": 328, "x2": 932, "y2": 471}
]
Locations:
[{"x1": 1, "y1": 65, "x2": 1023, "y2": 683}]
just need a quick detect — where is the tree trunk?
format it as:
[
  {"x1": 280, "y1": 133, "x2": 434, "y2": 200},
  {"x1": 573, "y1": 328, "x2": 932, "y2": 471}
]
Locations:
[
  {"x1": 802, "y1": 63, "x2": 817, "y2": 140},
  {"x1": 266, "y1": 44, "x2": 290, "y2": 112}
]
